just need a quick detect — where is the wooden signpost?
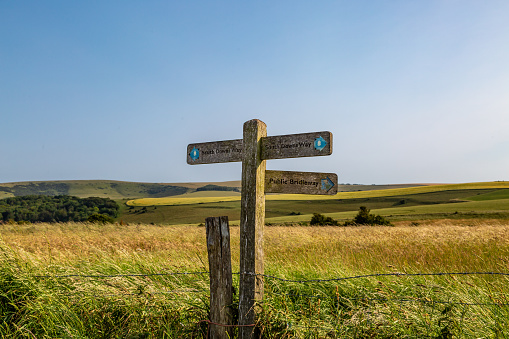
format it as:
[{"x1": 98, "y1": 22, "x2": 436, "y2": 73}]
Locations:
[
  {"x1": 265, "y1": 170, "x2": 338, "y2": 195},
  {"x1": 187, "y1": 119, "x2": 336, "y2": 338},
  {"x1": 187, "y1": 139, "x2": 243, "y2": 164},
  {"x1": 186, "y1": 132, "x2": 332, "y2": 164}
]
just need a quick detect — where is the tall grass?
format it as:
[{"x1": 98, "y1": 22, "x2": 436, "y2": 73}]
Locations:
[{"x1": 1, "y1": 221, "x2": 509, "y2": 337}]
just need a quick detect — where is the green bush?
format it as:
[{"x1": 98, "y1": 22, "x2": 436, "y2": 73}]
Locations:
[
  {"x1": 344, "y1": 206, "x2": 392, "y2": 226},
  {"x1": 87, "y1": 213, "x2": 115, "y2": 224},
  {"x1": 310, "y1": 213, "x2": 339, "y2": 226}
]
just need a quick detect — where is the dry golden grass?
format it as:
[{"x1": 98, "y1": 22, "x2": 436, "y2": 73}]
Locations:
[
  {"x1": 2, "y1": 220, "x2": 509, "y2": 337},
  {"x1": 0, "y1": 223, "x2": 209, "y2": 271},
  {"x1": 264, "y1": 219, "x2": 509, "y2": 275},
  {"x1": 2, "y1": 220, "x2": 509, "y2": 275}
]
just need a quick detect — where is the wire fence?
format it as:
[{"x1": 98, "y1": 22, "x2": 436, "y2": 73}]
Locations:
[
  {"x1": 32, "y1": 270, "x2": 509, "y2": 307},
  {"x1": 19, "y1": 269, "x2": 509, "y2": 337},
  {"x1": 34, "y1": 271, "x2": 209, "y2": 279},
  {"x1": 34, "y1": 270, "x2": 509, "y2": 281}
]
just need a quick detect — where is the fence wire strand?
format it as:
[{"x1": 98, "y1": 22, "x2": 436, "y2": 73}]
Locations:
[
  {"x1": 269, "y1": 291, "x2": 509, "y2": 307},
  {"x1": 34, "y1": 271, "x2": 209, "y2": 279},
  {"x1": 35, "y1": 270, "x2": 509, "y2": 281},
  {"x1": 244, "y1": 271, "x2": 509, "y2": 283},
  {"x1": 32, "y1": 270, "x2": 509, "y2": 307}
]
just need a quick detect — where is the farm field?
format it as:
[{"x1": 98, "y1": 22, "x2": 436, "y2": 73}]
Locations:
[
  {"x1": 0, "y1": 180, "x2": 242, "y2": 200},
  {"x1": 121, "y1": 182, "x2": 509, "y2": 225},
  {"x1": 127, "y1": 181, "x2": 509, "y2": 206},
  {"x1": 1, "y1": 220, "x2": 509, "y2": 337},
  {"x1": 0, "y1": 180, "x2": 415, "y2": 200}
]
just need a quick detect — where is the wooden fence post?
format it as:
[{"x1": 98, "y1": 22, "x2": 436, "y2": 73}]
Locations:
[
  {"x1": 206, "y1": 216, "x2": 233, "y2": 339},
  {"x1": 239, "y1": 119, "x2": 267, "y2": 339}
]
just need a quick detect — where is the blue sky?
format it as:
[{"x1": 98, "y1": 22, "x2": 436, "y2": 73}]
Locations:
[{"x1": 1, "y1": 1, "x2": 508, "y2": 184}]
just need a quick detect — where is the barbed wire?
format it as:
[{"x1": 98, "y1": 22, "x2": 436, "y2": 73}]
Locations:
[
  {"x1": 32, "y1": 270, "x2": 509, "y2": 307},
  {"x1": 242, "y1": 271, "x2": 509, "y2": 283},
  {"x1": 34, "y1": 270, "x2": 509, "y2": 281},
  {"x1": 34, "y1": 271, "x2": 209, "y2": 279},
  {"x1": 349, "y1": 297, "x2": 509, "y2": 307},
  {"x1": 268, "y1": 291, "x2": 509, "y2": 307}
]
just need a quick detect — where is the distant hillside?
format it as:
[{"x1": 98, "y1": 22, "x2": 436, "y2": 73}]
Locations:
[
  {"x1": 123, "y1": 182, "x2": 509, "y2": 225},
  {"x1": 336, "y1": 183, "x2": 427, "y2": 192},
  {"x1": 0, "y1": 180, "x2": 425, "y2": 201},
  {"x1": 0, "y1": 180, "x2": 242, "y2": 200}
]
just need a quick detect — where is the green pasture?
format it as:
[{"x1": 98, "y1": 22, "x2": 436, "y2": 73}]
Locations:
[
  {"x1": 265, "y1": 198, "x2": 509, "y2": 225},
  {"x1": 120, "y1": 183, "x2": 509, "y2": 225},
  {"x1": 466, "y1": 189, "x2": 509, "y2": 201},
  {"x1": 0, "y1": 192, "x2": 11, "y2": 199},
  {"x1": 126, "y1": 181, "x2": 509, "y2": 207},
  {"x1": 0, "y1": 180, "x2": 240, "y2": 200}
]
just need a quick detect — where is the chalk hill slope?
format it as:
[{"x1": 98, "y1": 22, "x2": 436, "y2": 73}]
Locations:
[
  {"x1": 0, "y1": 180, "x2": 422, "y2": 200},
  {"x1": 0, "y1": 180, "x2": 242, "y2": 200}
]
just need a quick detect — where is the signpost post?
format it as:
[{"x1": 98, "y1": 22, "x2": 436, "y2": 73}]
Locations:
[{"x1": 187, "y1": 119, "x2": 337, "y2": 338}]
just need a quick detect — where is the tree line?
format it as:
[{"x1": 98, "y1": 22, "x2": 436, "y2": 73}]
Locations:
[
  {"x1": 196, "y1": 184, "x2": 240, "y2": 192},
  {"x1": 310, "y1": 206, "x2": 392, "y2": 226},
  {"x1": 0, "y1": 195, "x2": 119, "y2": 223}
]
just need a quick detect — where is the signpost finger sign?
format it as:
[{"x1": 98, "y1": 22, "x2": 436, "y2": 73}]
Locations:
[
  {"x1": 265, "y1": 170, "x2": 338, "y2": 195},
  {"x1": 187, "y1": 119, "x2": 337, "y2": 338}
]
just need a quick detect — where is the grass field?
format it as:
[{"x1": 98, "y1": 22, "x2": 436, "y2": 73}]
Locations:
[
  {"x1": 120, "y1": 182, "x2": 509, "y2": 225},
  {"x1": 0, "y1": 180, "x2": 243, "y2": 200},
  {"x1": 1, "y1": 220, "x2": 509, "y2": 337},
  {"x1": 126, "y1": 181, "x2": 509, "y2": 206}
]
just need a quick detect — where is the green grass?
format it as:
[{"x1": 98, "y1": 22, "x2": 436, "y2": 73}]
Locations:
[
  {"x1": 126, "y1": 181, "x2": 509, "y2": 207},
  {"x1": 119, "y1": 186, "x2": 509, "y2": 225},
  {"x1": 0, "y1": 192, "x2": 13, "y2": 199},
  {"x1": 265, "y1": 198, "x2": 509, "y2": 225},
  {"x1": 467, "y1": 188, "x2": 509, "y2": 201},
  {"x1": 120, "y1": 201, "x2": 242, "y2": 225},
  {"x1": 0, "y1": 179, "x2": 246, "y2": 202},
  {"x1": 0, "y1": 180, "x2": 242, "y2": 200},
  {"x1": 1, "y1": 221, "x2": 509, "y2": 337}
]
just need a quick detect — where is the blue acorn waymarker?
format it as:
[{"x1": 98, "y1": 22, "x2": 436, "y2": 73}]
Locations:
[
  {"x1": 187, "y1": 119, "x2": 337, "y2": 339},
  {"x1": 314, "y1": 136, "x2": 327, "y2": 151},
  {"x1": 189, "y1": 147, "x2": 200, "y2": 161}
]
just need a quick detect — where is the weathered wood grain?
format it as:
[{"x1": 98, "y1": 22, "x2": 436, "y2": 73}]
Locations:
[
  {"x1": 265, "y1": 170, "x2": 338, "y2": 195},
  {"x1": 206, "y1": 216, "x2": 233, "y2": 339},
  {"x1": 261, "y1": 131, "x2": 332, "y2": 160},
  {"x1": 187, "y1": 131, "x2": 332, "y2": 165},
  {"x1": 187, "y1": 139, "x2": 243, "y2": 164},
  {"x1": 187, "y1": 121, "x2": 336, "y2": 339},
  {"x1": 239, "y1": 119, "x2": 266, "y2": 339}
]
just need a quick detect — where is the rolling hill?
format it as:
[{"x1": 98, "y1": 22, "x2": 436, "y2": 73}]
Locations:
[
  {"x1": 0, "y1": 180, "x2": 241, "y2": 200},
  {"x1": 121, "y1": 181, "x2": 509, "y2": 225},
  {"x1": 3, "y1": 180, "x2": 508, "y2": 225},
  {"x1": 0, "y1": 180, "x2": 421, "y2": 200}
]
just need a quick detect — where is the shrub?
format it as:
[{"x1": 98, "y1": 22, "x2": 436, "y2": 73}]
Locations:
[
  {"x1": 310, "y1": 213, "x2": 339, "y2": 226},
  {"x1": 344, "y1": 206, "x2": 392, "y2": 226},
  {"x1": 87, "y1": 213, "x2": 115, "y2": 224}
]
